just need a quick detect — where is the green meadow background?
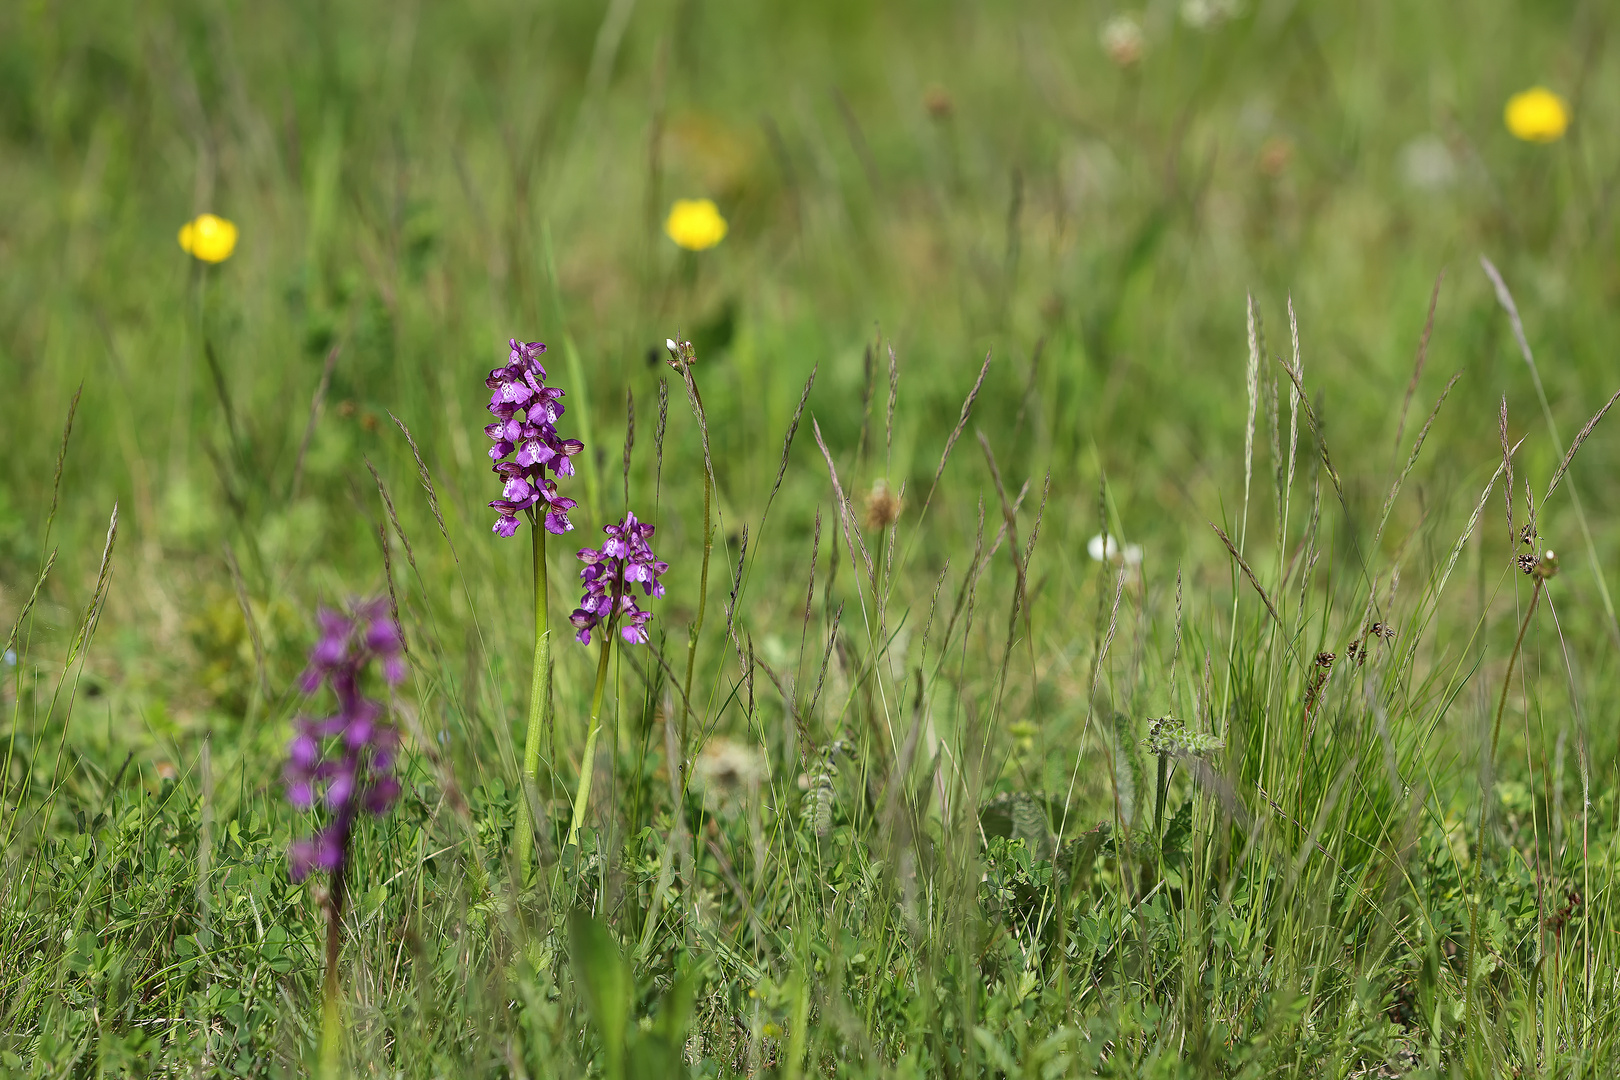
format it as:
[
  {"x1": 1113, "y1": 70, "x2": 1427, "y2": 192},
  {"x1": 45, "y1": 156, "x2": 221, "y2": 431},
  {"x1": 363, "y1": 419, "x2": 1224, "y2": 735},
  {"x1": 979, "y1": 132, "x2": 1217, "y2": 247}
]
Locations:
[{"x1": 4, "y1": 0, "x2": 1620, "y2": 1076}]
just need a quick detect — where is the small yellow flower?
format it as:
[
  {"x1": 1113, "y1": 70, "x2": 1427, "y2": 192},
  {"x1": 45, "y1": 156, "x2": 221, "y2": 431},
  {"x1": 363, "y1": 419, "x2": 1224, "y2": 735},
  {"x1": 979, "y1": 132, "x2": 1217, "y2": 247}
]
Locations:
[
  {"x1": 178, "y1": 213, "x2": 239, "y2": 263},
  {"x1": 1504, "y1": 87, "x2": 1570, "y2": 143},
  {"x1": 665, "y1": 198, "x2": 727, "y2": 251}
]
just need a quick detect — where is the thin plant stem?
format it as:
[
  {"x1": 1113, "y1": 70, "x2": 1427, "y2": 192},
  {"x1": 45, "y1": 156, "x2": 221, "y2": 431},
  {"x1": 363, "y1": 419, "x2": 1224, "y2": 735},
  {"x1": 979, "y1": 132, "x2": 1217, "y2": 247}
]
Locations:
[
  {"x1": 1466, "y1": 573, "x2": 1543, "y2": 1047},
  {"x1": 320, "y1": 853, "x2": 348, "y2": 1080},
  {"x1": 517, "y1": 520, "x2": 552, "y2": 883},
  {"x1": 1489, "y1": 578, "x2": 1543, "y2": 765},
  {"x1": 680, "y1": 466, "x2": 713, "y2": 760},
  {"x1": 567, "y1": 636, "x2": 616, "y2": 849}
]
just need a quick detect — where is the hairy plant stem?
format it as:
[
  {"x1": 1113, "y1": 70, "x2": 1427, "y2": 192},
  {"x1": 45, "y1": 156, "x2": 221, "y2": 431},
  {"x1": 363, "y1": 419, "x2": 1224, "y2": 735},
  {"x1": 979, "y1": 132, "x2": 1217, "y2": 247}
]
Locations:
[
  {"x1": 566, "y1": 636, "x2": 615, "y2": 849},
  {"x1": 679, "y1": 467, "x2": 713, "y2": 761},
  {"x1": 320, "y1": 854, "x2": 348, "y2": 1079},
  {"x1": 1465, "y1": 574, "x2": 1543, "y2": 1046},
  {"x1": 517, "y1": 521, "x2": 552, "y2": 884}
]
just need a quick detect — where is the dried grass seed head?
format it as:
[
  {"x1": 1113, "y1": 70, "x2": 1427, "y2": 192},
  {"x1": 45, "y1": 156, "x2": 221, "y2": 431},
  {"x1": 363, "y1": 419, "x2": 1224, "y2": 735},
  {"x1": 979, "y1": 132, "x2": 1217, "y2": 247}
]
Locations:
[{"x1": 863, "y1": 479, "x2": 904, "y2": 530}]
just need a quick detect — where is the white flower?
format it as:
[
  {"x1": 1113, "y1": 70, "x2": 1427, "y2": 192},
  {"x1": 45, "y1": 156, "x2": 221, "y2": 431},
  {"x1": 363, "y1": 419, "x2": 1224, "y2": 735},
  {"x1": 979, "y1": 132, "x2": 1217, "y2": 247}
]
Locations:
[
  {"x1": 1180, "y1": 0, "x2": 1241, "y2": 29},
  {"x1": 1100, "y1": 14, "x2": 1145, "y2": 67},
  {"x1": 1088, "y1": 533, "x2": 1143, "y2": 569}
]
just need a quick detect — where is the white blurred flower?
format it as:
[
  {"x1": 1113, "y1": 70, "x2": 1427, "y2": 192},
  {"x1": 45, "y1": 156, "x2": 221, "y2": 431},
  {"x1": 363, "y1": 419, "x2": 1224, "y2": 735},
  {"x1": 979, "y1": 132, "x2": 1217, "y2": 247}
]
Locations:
[
  {"x1": 1100, "y1": 14, "x2": 1145, "y2": 67},
  {"x1": 1180, "y1": 0, "x2": 1241, "y2": 29},
  {"x1": 1087, "y1": 533, "x2": 1143, "y2": 567},
  {"x1": 692, "y1": 737, "x2": 768, "y2": 814},
  {"x1": 1399, "y1": 134, "x2": 1457, "y2": 193}
]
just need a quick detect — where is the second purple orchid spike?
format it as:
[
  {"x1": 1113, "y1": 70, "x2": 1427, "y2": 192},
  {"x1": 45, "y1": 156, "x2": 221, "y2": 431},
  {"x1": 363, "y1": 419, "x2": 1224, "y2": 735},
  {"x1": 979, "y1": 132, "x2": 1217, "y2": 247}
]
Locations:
[{"x1": 569, "y1": 511, "x2": 667, "y2": 645}]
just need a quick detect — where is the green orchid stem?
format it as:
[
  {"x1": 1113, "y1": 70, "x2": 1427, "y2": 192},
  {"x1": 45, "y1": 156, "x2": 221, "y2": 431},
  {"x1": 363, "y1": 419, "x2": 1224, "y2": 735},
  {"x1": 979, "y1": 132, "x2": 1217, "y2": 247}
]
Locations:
[
  {"x1": 517, "y1": 522, "x2": 552, "y2": 884},
  {"x1": 319, "y1": 857, "x2": 347, "y2": 1079},
  {"x1": 566, "y1": 635, "x2": 616, "y2": 850},
  {"x1": 679, "y1": 467, "x2": 713, "y2": 763}
]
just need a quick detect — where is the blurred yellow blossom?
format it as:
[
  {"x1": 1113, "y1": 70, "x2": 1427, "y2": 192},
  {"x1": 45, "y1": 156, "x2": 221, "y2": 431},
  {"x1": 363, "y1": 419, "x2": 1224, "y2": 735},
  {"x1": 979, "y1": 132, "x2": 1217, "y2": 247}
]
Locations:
[
  {"x1": 1504, "y1": 87, "x2": 1570, "y2": 143},
  {"x1": 665, "y1": 198, "x2": 727, "y2": 251},
  {"x1": 178, "y1": 213, "x2": 238, "y2": 263}
]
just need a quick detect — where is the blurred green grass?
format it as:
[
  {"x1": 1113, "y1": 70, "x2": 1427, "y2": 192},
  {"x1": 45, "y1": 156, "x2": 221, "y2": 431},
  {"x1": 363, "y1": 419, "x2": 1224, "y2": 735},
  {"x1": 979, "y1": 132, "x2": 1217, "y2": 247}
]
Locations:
[
  {"x1": 5, "y1": 0, "x2": 1620, "y2": 1075},
  {"x1": 4, "y1": 0, "x2": 1617, "y2": 584}
]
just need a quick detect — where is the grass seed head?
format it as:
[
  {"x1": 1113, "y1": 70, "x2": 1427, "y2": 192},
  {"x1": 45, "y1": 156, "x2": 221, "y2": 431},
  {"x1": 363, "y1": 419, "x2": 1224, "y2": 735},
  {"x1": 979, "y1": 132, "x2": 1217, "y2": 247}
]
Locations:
[{"x1": 863, "y1": 479, "x2": 903, "y2": 530}]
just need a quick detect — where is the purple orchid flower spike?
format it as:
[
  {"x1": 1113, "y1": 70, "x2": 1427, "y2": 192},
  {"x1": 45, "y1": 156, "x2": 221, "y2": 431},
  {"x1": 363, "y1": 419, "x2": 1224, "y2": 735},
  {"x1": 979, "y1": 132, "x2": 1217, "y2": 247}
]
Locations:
[
  {"x1": 569, "y1": 511, "x2": 668, "y2": 645},
  {"x1": 485, "y1": 339, "x2": 583, "y2": 537},
  {"x1": 284, "y1": 598, "x2": 405, "y2": 883}
]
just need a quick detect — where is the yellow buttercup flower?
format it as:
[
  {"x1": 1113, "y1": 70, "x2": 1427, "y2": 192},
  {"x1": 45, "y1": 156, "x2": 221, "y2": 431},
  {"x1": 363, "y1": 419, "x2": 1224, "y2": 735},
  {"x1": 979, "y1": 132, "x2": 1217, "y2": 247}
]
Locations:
[
  {"x1": 178, "y1": 213, "x2": 239, "y2": 263},
  {"x1": 1504, "y1": 87, "x2": 1570, "y2": 143},
  {"x1": 665, "y1": 198, "x2": 727, "y2": 251}
]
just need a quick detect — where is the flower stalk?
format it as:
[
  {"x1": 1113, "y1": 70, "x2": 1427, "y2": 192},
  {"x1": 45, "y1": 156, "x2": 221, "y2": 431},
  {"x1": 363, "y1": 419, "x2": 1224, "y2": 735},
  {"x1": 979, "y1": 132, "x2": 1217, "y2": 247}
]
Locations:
[
  {"x1": 517, "y1": 521, "x2": 552, "y2": 882},
  {"x1": 682, "y1": 468, "x2": 712, "y2": 757},
  {"x1": 566, "y1": 638, "x2": 615, "y2": 849},
  {"x1": 664, "y1": 338, "x2": 712, "y2": 762},
  {"x1": 319, "y1": 856, "x2": 347, "y2": 1079},
  {"x1": 1466, "y1": 548, "x2": 1557, "y2": 1042}
]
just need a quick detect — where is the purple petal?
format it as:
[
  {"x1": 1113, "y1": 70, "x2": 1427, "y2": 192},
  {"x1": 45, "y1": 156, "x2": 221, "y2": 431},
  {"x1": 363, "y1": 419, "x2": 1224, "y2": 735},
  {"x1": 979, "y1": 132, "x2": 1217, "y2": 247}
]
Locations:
[
  {"x1": 344, "y1": 715, "x2": 374, "y2": 750},
  {"x1": 311, "y1": 635, "x2": 347, "y2": 668},
  {"x1": 289, "y1": 732, "x2": 319, "y2": 770},
  {"x1": 365, "y1": 777, "x2": 402, "y2": 814},
  {"x1": 315, "y1": 831, "x2": 345, "y2": 871},
  {"x1": 289, "y1": 839, "x2": 317, "y2": 881},
  {"x1": 365, "y1": 617, "x2": 401, "y2": 654},
  {"x1": 327, "y1": 769, "x2": 355, "y2": 810},
  {"x1": 515, "y1": 440, "x2": 555, "y2": 468}
]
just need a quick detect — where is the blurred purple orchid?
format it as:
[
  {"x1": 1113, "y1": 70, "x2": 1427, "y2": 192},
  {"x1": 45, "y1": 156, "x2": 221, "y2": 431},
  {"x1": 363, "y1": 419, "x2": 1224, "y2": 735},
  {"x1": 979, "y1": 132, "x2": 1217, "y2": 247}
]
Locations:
[{"x1": 284, "y1": 598, "x2": 405, "y2": 882}]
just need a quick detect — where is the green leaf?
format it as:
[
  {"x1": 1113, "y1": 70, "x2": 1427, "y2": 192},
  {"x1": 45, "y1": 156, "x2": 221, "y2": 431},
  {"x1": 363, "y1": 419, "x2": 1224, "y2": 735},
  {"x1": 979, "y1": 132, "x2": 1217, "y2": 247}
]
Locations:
[
  {"x1": 568, "y1": 911, "x2": 629, "y2": 1080},
  {"x1": 972, "y1": 1025, "x2": 1020, "y2": 1075}
]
